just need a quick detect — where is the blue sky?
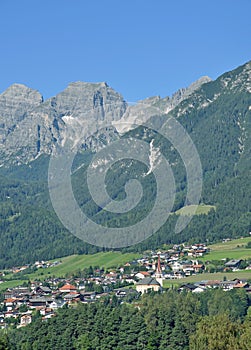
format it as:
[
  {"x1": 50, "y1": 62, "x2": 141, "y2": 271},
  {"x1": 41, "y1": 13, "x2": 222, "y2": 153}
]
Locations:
[{"x1": 1, "y1": 0, "x2": 251, "y2": 101}]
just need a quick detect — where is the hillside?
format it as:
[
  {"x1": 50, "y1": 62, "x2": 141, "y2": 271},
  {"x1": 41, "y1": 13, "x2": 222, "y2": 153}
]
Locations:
[
  {"x1": 0, "y1": 61, "x2": 250, "y2": 267},
  {"x1": 0, "y1": 251, "x2": 140, "y2": 291}
]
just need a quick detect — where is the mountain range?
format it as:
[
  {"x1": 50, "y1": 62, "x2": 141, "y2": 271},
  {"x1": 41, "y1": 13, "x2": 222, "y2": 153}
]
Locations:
[
  {"x1": 0, "y1": 61, "x2": 250, "y2": 267},
  {"x1": 0, "y1": 75, "x2": 213, "y2": 164}
]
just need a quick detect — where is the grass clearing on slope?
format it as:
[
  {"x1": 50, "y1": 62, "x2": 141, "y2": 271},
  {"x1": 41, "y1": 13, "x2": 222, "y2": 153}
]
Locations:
[{"x1": 175, "y1": 204, "x2": 216, "y2": 216}]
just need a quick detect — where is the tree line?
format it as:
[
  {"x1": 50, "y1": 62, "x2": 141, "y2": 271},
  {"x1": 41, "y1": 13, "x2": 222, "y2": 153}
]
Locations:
[{"x1": 1, "y1": 288, "x2": 251, "y2": 349}]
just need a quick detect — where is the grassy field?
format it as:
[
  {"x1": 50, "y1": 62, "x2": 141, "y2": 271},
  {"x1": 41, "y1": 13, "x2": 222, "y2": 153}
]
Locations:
[
  {"x1": 0, "y1": 252, "x2": 140, "y2": 291},
  {"x1": 0, "y1": 280, "x2": 26, "y2": 290},
  {"x1": 175, "y1": 204, "x2": 216, "y2": 216},
  {"x1": 208, "y1": 237, "x2": 251, "y2": 250},
  {"x1": 42, "y1": 252, "x2": 140, "y2": 277},
  {"x1": 201, "y1": 249, "x2": 251, "y2": 261},
  {"x1": 163, "y1": 270, "x2": 251, "y2": 288},
  {"x1": 201, "y1": 237, "x2": 251, "y2": 262}
]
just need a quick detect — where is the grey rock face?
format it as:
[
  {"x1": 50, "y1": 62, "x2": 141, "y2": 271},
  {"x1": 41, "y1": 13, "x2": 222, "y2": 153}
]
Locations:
[
  {"x1": 0, "y1": 82, "x2": 127, "y2": 164},
  {"x1": 170, "y1": 76, "x2": 212, "y2": 106},
  {"x1": 2, "y1": 62, "x2": 250, "y2": 165},
  {"x1": 115, "y1": 76, "x2": 212, "y2": 133},
  {"x1": 0, "y1": 84, "x2": 43, "y2": 142}
]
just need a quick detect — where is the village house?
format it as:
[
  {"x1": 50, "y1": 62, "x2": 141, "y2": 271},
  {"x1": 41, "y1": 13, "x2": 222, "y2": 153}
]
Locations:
[
  {"x1": 28, "y1": 297, "x2": 53, "y2": 309},
  {"x1": 3, "y1": 291, "x2": 16, "y2": 299},
  {"x1": 135, "y1": 271, "x2": 151, "y2": 279},
  {"x1": 192, "y1": 263, "x2": 205, "y2": 273},
  {"x1": 63, "y1": 292, "x2": 83, "y2": 303},
  {"x1": 59, "y1": 283, "x2": 77, "y2": 293},
  {"x1": 13, "y1": 287, "x2": 31, "y2": 296},
  {"x1": 225, "y1": 259, "x2": 243, "y2": 270},
  {"x1": 233, "y1": 282, "x2": 250, "y2": 289},
  {"x1": 192, "y1": 286, "x2": 207, "y2": 293},
  {"x1": 39, "y1": 307, "x2": 55, "y2": 319},
  {"x1": 34, "y1": 286, "x2": 52, "y2": 295},
  {"x1": 50, "y1": 299, "x2": 65, "y2": 309},
  {"x1": 170, "y1": 261, "x2": 183, "y2": 273},
  {"x1": 178, "y1": 284, "x2": 197, "y2": 292},
  {"x1": 4, "y1": 298, "x2": 17, "y2": 311},
  {"x1": 187, "y1": 249, "x2": 207, "y2": 257},
  {"x1": 4, "y1": 311, "x2": 18, "y2": 319},
  {"x1": 219, "y1": 280, "x2": 241, "y2": 290},
  {"x1": 80, "y1": 291, "x2": 96, "y2": 301},
  {"x1": 19, "y1": 314, "x2": 32, "y2": 327},
  {"x1": 116, "y1": 288, "x2": 139, "y2": 299},
  {"x1": 171, "y1": 260, "x2": 193, "y2": 273}
]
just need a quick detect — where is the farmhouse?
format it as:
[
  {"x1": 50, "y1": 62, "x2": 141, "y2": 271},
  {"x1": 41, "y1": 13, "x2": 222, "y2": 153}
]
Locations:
[
  {"x1": 135, "y1": 271, "x2": 151, "y2": 279},
  {"x1": 20, "y1": 314, "x2": 32, "y2": 327},
  {"x1": 59, "y1": 284, "x2": 77, "y2": 293},
  {"x1": 225, "y1": 259, "x2": 243, "y2": 269}
]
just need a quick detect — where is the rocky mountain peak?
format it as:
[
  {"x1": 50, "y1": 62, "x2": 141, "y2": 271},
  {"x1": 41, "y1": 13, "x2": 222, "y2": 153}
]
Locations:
[
  {"x1": 189, "y1": 76, "x2": 212, "y2": 88},
  {"x1": 171, "y1": 76, "x2": 212, "y2": 104},
  {"x1": 51, "y1": 81, "x2": 127, "y2": 123},
  {"x1": 0, "y1": 83, "x2": 43, "y2": 118},
  {"x1": 66, "y1": 81, "x2": 108, "y2": 90},
  {"x1": 0, "y1": 61, "x2": 250, "y2": 165},
  {"x1": 0, "y1": 84, "x2": 43, "y2": 149},
  {"x1": 115, "y1": 75, "x2": 213, "y2": 134},
  {"x1": 0, "y1": 81, "x2": 128, "y2": 164}
]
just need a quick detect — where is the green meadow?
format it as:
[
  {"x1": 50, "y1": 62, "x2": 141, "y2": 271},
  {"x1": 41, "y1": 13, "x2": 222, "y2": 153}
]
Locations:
[
  {"x1": 0, "y1": 252, "x2": 140, "y2": 291},
  {"x1": 175, "y1": 204, "x2": 216, "y2": 216},
  {"x1": 201, "y1": 237, "x2": 251, "y2": 262},
  {"x1": 163, "y1": 270, "x2": 251, "y2": 288}
]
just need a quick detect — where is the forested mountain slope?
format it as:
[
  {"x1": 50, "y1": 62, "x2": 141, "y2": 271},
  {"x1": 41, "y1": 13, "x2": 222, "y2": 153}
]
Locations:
[{"x1": 0, "y1": 61, "x2": 250, "y2": 267}]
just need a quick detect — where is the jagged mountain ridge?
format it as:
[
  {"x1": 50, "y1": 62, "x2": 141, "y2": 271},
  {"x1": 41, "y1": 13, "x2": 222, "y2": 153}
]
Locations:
[
  {"x1": 0, "y1": 76, "x2": 211, "y2": 164},
  {"x1": 0, "y1": 81, "x2": 127, "y2": 164},
  {"x1": 115, "y1": 76, "x2": 211, "y2": 133}
]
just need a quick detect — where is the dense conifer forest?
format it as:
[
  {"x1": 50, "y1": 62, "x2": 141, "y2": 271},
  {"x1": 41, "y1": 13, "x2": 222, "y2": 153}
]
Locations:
[{"x1": 1, "y1": 288, "x2": 251, "y2": 349}]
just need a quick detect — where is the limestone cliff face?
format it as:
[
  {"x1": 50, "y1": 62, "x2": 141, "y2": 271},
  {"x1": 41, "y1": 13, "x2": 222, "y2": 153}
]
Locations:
[
  {"x1": 4, "y1": 64, "x2": 250, "y2": 165},
  {"x1": 0, "y1": 82, "x2": 127, "y2": 164},
  {"x1": 0, "y1": 84, "x2": 43, "y2": 142},
  {"x1": 114, "y1": 76, "x2": 212, "y2": 133}
]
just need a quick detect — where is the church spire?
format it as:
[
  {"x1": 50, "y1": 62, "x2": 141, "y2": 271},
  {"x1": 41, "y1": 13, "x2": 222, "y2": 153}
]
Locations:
[
  {"x1": 156, "y1": 254, "x2": 162, "y2": 275},
  {"x1": 155, "y1": 254, "x2": 163, "y2": 286}
]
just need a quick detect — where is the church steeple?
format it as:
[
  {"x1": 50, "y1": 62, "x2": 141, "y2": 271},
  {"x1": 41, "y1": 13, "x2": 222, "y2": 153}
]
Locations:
[{"x1": 155, "y1": 254, "x2": 163, "y2": 286}]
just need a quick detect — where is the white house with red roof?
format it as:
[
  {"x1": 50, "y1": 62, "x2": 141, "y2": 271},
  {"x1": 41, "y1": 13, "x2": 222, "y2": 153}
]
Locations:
[
  {"x1": 135, "y1": 271, "x2": 151, "y2": 279},
  {"x1": 59, "y1": 283, "x2": 77, "y2": 293}
]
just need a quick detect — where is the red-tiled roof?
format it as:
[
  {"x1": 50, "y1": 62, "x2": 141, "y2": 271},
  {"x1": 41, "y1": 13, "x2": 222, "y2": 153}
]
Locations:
[
  {"x1": 59, "y1": 284, "x2": 77, "y2": 291},
  {"x1": 234, "y1": 283, "x2": 248, "y2": 288},
  {"x1": 5, "y1": 298, "x2": 16, "y2": 303},
  {"x1": 138, "y1": 271, "x2": 150, "y2": 276}
]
